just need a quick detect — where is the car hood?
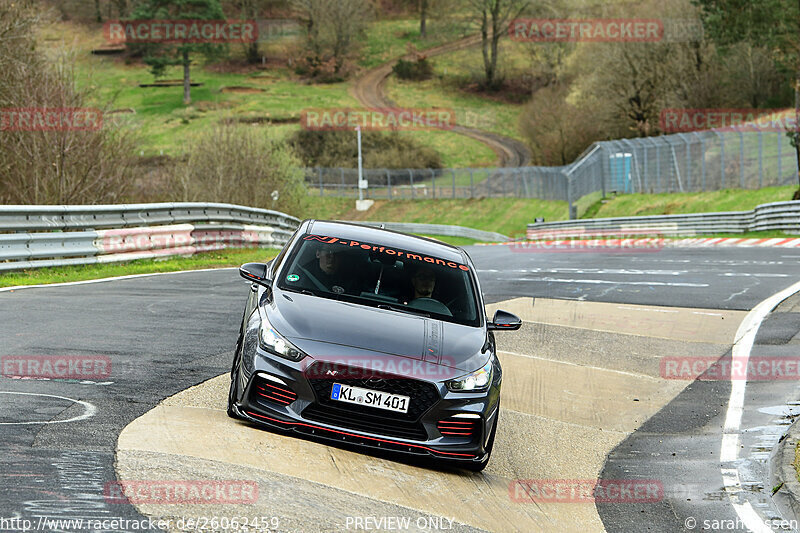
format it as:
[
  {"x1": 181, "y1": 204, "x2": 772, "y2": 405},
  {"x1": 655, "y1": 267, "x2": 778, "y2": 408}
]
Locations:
[{"x1": 266, "y1": 290, "x2": 488, "y2": 373}]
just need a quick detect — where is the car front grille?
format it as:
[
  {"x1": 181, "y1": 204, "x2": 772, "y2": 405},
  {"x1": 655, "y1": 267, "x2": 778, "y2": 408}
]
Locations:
[{"x1": 301, "y1": 361, "x2": 440, "y2": 441}]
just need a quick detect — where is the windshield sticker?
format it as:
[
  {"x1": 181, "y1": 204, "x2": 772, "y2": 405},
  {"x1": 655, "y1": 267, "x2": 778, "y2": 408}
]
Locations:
[
  {"x1": 286, "y1": 274, "x2": 300, "y2": 282},
  {"x1": 303, "y1": 234, "x2": 470, "y2": 271}
]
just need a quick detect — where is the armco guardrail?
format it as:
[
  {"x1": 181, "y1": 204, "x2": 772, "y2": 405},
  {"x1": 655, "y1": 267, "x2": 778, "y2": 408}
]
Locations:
[
  {"x1": 0, "y1": 203, "x2": 300, "y2": 272},
  {"x1": 345, "y1": 221, "x2": 508, "y2": 242},
  {"x1": 526, "y1": 201, "x2": 800, "y2": 239}
]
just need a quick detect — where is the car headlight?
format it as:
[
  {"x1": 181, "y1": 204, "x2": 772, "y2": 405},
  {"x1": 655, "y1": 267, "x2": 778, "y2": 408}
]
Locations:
[
  {"x1": 259, "y1": 320, "x2": 306, "y2": 362},
  {"x1": 445, "y1": 358, "x2": 493, "y2": 392}
]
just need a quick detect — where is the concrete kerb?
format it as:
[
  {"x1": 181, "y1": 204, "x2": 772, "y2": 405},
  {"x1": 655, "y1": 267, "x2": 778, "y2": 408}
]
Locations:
[{"x1": 772, "y1": 420, "x2": 800, "y2": 521}]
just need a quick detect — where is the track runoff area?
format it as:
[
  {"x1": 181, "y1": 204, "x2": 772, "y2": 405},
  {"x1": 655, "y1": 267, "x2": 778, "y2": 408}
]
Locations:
[{"x1": 1, "y1": 242, "x2": 799, "y2": 532}]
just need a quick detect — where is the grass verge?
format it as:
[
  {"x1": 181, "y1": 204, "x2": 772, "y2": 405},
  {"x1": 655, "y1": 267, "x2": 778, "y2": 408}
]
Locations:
[
  {"x1": 588, "y1": 186, "x2": 798, "y2": 218},
  {"x1": 301, "y1": 185, "x2": 799, "y2": 239},
  {"x1": 301, "y1": 197, "x2": 569, "y2": 238},
  {"x1": 0, "y1": 248, "x2": 278, "y2": 288}
]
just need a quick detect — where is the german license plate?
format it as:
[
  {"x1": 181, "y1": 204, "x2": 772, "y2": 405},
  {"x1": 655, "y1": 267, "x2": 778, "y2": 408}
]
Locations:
[{"x1": 330, "y1": 383, "x2": 410, "y2": 414}]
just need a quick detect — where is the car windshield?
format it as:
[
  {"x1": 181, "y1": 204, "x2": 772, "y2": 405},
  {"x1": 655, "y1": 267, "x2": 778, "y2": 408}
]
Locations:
[{"x1": 277, "y1": 233, "x2": 480, "y2": 327}]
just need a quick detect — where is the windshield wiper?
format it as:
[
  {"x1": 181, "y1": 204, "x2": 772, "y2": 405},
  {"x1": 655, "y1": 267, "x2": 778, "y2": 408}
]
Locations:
[
  {"x1": 377, "y1": 304, "x2": 430, "y2": 318},
  {"x1": 282, "y1": 286, "x2": 316, "y2": 297}
]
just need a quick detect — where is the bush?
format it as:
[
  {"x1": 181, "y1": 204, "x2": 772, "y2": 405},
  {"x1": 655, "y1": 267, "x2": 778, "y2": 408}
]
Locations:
[
  {"x1": 392, "y1": 57, "x2": 434, "y2": 81},
  {"x1": 520, "y1": 85, "x2": 603, "y2": 166},
  {"x1": 177, "y1": 123, "x2": 307, "y2": 215},
  {"x1": 289, "y1": 130, "x2": 443, "y2": 169},
  {"x1": 0, "y1": 1, "x2": 138, "y2": 205}
]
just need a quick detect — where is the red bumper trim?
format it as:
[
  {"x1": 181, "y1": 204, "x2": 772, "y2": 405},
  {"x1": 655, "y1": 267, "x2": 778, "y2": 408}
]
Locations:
[{"x1": 245, "y1": 410, "x2": 477, "y2": 458}]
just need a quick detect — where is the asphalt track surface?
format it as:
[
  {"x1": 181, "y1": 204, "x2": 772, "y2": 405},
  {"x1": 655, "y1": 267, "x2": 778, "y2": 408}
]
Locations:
[{"x1": 1, "y1": 245, "x2": 799, "y2": 532}]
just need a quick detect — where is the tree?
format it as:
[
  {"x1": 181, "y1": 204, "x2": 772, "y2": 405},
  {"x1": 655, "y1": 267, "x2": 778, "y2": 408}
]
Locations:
[
  {"x1": 129, "y1": 0, "x2": 226, "y2": 105},
  {"x1": 521, "y1": 85, "x2": 602, "y2": 165},
  {"x1": 466, "y1": 0, "x2": 529, "y2": 89},
  {"x1": 420, "y1": 0, "x2": 428, "y2": 37},
  {"x1": 292, "y1": 0, "x2": 371, "y2": 78},
  {"x1": 693, "y1": 0, "x2": 800, "y2": 193},
  {"x1": 0, "y1": 1, "x2": 137, "y2": 205},
  {"x1": 228, "y1": 0, "x2": 290, "y2": 64},
  {"x1": 113, "y1": 0, "x2": 130, "y2": 17}
]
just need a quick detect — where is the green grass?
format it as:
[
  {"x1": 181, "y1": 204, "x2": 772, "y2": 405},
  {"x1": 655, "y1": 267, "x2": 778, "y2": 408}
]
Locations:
[
  {"x1": 82, "y1": 57, "x2": 359, "y2": 157},
  {"x1": 40, "y1": 19, "x2": 521, "y2": 167},
  {"x1": 0, "y1": 248, "x2": 278, "y2": 288},
  {"x1": 416, "y1": 234, "x2": 481, "y2": 246},
  {"x1": 587, "y1": 185, "x2": 798, "y2": 219},
  {"x1": 385, "y1": 77, "x2": 525, "y2": 143},
  {"x1": 300, "y1": 185, "x2": 799, "y2": 239},
  {"x1": 300, "y1": 197, "x2": 569, "y2": 238},
  {"x1": 358, "y1": 19, "x2": 468, "y2": 69}
]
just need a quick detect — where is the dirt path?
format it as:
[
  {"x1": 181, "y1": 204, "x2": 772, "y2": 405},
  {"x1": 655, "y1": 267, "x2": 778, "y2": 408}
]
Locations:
[{"x1": 350, "y1": 35, "x2": 531, "y2": 168}]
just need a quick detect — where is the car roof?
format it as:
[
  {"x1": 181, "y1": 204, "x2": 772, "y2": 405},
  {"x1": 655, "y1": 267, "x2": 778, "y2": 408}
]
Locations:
[{"x1": 304, "y1": 220, "x2": 467, "y2": 263}]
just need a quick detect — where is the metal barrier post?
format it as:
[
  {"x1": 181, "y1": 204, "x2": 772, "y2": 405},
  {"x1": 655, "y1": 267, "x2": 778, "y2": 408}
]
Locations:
[
  {"x1": 719, "y1": 132, "x2": 725, "y2": 188},
  {"x1": 469, "y1": 169, "x2": 474, "y2": 198},
  {"x1": 739, "y1": 130, "x2": 745, "y2": 188},
  {"x1": 656, "y1": 143, "x2": 661, "y2": 191},
  {"x1": 409, "y1": 169, "x2": 415, "y2": 200},
  {"x1": 758, "y1": 131, "x2": 763, "y2": 188},
  {"x1": 696, "y1": 133, "x2": 706, "y2": 191}
]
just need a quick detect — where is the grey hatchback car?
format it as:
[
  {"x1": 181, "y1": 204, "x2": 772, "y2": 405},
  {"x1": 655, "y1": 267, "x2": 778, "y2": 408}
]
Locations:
[{"x1": 228, "y1": 220, "x2": 521, "y2": 471}]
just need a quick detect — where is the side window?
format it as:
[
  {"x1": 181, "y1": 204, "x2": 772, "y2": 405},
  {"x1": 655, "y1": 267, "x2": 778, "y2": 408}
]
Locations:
[{"x1": 271, "y1": 229, "x2": 299, "y2": 277}]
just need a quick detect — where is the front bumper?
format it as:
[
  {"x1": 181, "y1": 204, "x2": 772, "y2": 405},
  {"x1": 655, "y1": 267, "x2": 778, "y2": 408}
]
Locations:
[{"x1": 232, "y1": 351, "x2": 500, "y2": 465}]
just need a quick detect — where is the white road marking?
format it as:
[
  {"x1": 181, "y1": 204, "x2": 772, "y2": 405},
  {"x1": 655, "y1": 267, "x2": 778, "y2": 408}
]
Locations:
[
  {"x1": 481, "y1": 268, "x2": 687, "y2": 276},
  {"x1": 616, "y1": 306, "x2": 679, "y2": 314},
  {"x1": 720, "y1": 273, "x2": 789, "y2": 278},
  {"x1": 498, "y1": 277, "x2": 708, "y2": 288},
  {"x1": 720, "y1": 279, "x2": 800, "y2": 533},
  {"x1": 498, "y1": 350, "x2": 660, "y2": 381},
  {"x1": 0, "y1": 267, "x2": 236, "y2": 293},
  {"x1": 0, "y1": 392, "x2": 96, "y2": 425}
]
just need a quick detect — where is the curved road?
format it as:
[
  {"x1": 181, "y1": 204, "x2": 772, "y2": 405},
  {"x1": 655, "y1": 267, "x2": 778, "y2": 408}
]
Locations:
[
  {"x1": 351, "y1": 36, "x2": 532, "y2": 168},
  {"x1": 1, "y1": 246, "x2": 800, "y2": 532}
]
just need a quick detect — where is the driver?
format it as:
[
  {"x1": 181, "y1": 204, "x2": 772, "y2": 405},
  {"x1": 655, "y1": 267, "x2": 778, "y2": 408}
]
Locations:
[{"x1": 409, "y1": 266, "x2": 436, "y2": 300}]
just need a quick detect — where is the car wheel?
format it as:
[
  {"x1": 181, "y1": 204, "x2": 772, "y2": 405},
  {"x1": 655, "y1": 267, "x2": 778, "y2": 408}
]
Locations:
[{"x1": 463, "y1": 407, "x2": 499, "y2": 472}]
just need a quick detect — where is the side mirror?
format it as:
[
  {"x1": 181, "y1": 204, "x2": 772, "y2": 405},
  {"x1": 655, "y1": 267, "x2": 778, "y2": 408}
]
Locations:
[
  {"x1": 488, "y1": 310, "x2": 522, "y2": 331},
  {"x1": 239, "y1": 263, "x2": 272, "y2": 288}
]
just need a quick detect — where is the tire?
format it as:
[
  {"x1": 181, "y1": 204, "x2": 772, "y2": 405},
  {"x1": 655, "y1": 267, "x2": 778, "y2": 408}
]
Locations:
[{"x1": 463, "y1": 407, "x2": 499, "y2": 472}]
